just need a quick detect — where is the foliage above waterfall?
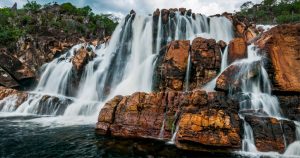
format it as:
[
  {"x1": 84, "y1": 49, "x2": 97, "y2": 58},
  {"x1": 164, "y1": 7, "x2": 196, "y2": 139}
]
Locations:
[
  {"x1": 237, "y1": 0, "x2": 300, "y2": 24},
  {"x1": 0, "y1": 1, "x2": 118, "y2": 50}
]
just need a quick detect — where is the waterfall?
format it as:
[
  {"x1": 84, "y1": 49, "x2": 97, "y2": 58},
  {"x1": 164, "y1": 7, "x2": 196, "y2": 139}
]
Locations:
[
  {"x1": 184, "y1": 52, "x2": 191, "y2": 91},
  {"x1": 0, "y1": 11, "x2": 234, "y2": 124},
  {"x1": 284, "y1": 122, "x2": 300, "y2": 156}
]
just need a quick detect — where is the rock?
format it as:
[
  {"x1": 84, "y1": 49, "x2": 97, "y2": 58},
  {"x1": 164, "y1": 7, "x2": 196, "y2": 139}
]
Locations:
[
  {"x1": 153, "y1": 37, "x2": 223, "y2": 91},
  {"x1": 0, "y1": 86, "x2": 28, "y2": 111},
  {"x1": 161, "y1": 9, "x2": 169, "y2": 24},
  {"x1": 228, "y1": 38, "x2": 247, "y2": 64},
  {"x1": 96, "y1": 90, "x2": 241, "y2": 152},
  {"x1": 0, "y1": 52, "x2": 35, "y2": 88},
  {"x1": 257, "y1": 24, "x2": 300, "y2": 93},
  {"x1": 72, "y1": 46, "x2": 91, "y2": 73},
  {"x1": 154, "y1": 40, "x2": 190, "y2": 91},
  {"x1": 215, "y1": 61, "x2": 260, "y2": 92},
  {"x1": 218, "y1": 40, "x2": 227, "y2": 52},
  {"x1": 190, "y1": 37, "x2": 222, "y2": 89},
  {"x1": 0, "y1": 86, "x2": 73, "y2": 115},
  {"x1": 278, "y1": 95, "x2": 300, "y2": 121},
  {"x1": 244, "y1": 115, "x2": 296, "y2": 153},
  {"x1": 179, "y1": 8, "x2": 186, "y2": 15},
  {"x1": 0, "y1": 67, "x2": 19, "y2": 88}
]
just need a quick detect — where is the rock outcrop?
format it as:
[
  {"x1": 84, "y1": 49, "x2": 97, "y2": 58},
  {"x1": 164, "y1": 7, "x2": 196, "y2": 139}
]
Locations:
[
  {"x1": 96, "y1": 90, "x2": 241, "y2": 152},
  {"x1": 228, "y1": 38, "x2": 247, "y2": 64},
  {"x1": 0, "y1": 51, "x2": 35, "y2": 89},
  {"x1": 244, "y1": 115, "x2": 296, "y2": 153},
  {"x1": 257, "y1": 23, "x2": 300, "y2": 93},
  {"x1": 154, "y1": 37, "x2": 222, "y2": 91}
]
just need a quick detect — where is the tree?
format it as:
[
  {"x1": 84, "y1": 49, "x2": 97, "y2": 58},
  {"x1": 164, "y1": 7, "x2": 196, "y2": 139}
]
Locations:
[
  {"x1": 241, "y1": 1, "x2": 254, "y2": 12},
  {"x1": 23, "y1": 0, "x2": 41, "y2": 12}
]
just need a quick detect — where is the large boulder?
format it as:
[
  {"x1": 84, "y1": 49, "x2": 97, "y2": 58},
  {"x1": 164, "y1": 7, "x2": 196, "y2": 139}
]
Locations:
[
  {"x1": 0, "y1": 67, "x2": 19, "y2": 88},
  {"x1": 278, "y1": 95, "x2": 300, "y2": 121},
  {"x1": 227, "y1": 38, "x2": 247, "y2": 64},
  {"x1": 257, "y1": 24, "x2": 300, "y2": 93},
  {"x1": 0, "y1": 52, "x2": 35, "y2": 88},
  {"x1": 96, "y1": 90, "x2": 241, "y2": 152},
  {"x1": 153, "y1": 38, "x2": 222, "y2": 91},
  {"x1": 72, "y1": 46, "x2": 91, "y2": 73},
  {"x1": 244, "y1": 115, "x2": 296, "y2": 153},
  {"x1": 154, "y1": 40, "x2": 190, "y2": 91},
  {"x1": 190, "y1": 37, "x2": 222, "y2": 90}
]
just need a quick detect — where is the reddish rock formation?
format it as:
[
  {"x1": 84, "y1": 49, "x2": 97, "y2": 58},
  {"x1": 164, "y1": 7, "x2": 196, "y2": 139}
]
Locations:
[
  {"x1": 96, "y1": 90, "x2": 241, "y2": 152},
  {"x1": 154, "y1": 40, "x2": 190, "y2": 91},
  {"x1": 190, "y1": 37, "x2": 222, "y2": 90},
  {"x1": 244, "y1": 115, "x2": 296, "y2": 153},
  {"x1": 228, "y1": 38, "x2": 247, "y2": 64},
  {"x1": 257, "y1": 23, "x2": 300, "y2": 93},
  {"x1": 72, "y1": 47, "x2": 91, "y2": 73},
  {"x1": 154, "y1": 38, "x2": 222, "y2": 91},
  {"x1": 223, "y1": 13, "x2": 258, "y2": 42}
]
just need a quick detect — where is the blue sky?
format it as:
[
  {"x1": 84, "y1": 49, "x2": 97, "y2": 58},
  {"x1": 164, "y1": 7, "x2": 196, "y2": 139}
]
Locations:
[{"x1": 0, "y1": 0, "x2": 262, "y2": 18}]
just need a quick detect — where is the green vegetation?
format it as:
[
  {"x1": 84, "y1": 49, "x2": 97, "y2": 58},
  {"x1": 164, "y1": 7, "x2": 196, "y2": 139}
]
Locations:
[
  {"x1": 0, "y1": 1, "x2": 118, "y2": 49},
  {"x1": 238, "y1": 0, "x2": 300, "y2": 24}
]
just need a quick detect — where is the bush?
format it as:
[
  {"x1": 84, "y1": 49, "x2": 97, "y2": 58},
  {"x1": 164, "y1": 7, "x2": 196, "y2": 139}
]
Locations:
[
  {"x1": 277, "y1": 14, "x2": 300, "y2": 23},
  {"x1": 0, "y1": 27, "x2": 23, "y2": 46}
]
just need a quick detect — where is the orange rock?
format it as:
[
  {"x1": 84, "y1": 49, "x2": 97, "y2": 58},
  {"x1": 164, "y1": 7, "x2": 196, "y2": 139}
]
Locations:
[
  {"x1": 228, "y1": 38, "x2": 247, "y2": 64},
  {"x1": 165, "y1": 40, "x2": 190, "y2": 71},
  {"x1": 257, "y1": 24, "x2": 300, "y2": 92}
]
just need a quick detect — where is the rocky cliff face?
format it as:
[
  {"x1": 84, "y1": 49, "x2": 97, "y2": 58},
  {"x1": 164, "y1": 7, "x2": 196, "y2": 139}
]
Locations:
[
  {"x1": 153, "y1": 37, "x2": 223, "y2": 91},
  {"x1": 96, "y1": 90, "x2": 241, "y2": 152}
]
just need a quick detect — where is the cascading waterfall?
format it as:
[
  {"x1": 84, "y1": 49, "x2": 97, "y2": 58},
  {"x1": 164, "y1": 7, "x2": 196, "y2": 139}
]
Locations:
[
  {"x1": 1, "y1": 9, "x2": 299, "y2": 157},
  {"x1": 0, "y1": 11, "x2": 234, "y2": 121}
]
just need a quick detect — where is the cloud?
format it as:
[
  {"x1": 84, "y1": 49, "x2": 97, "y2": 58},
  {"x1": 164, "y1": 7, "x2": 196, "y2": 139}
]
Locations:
[{"x1": 0, "y1": 0, "x2": 263, "y2": 18}]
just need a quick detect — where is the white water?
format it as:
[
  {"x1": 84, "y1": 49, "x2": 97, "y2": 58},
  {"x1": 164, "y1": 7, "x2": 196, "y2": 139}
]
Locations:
[{"x1": 184, "y1": 52, "x2": 191, "y2": 91}]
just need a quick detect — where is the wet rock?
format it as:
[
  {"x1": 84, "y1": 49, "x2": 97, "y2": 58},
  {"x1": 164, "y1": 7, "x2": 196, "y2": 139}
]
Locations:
[
  {"x1": 0, "y1": 52, "x2": 35, "y2": 88},
  {"x1": 244, "y1": 115, "x2": 296, "y2": 153},
  {"x1": 96, "y1": 90, "x2": 241, "y2": 152},
  {"x1": 161, "y1": 9, "x2": 169, "y2": 24},
  {"x1": 179, "y1": 8, "x2": 186, "y2": 15},
  {"x1": 218, "y1": 40, "x2": 227, "y2": 52},
  {"x1": 154, "y1": 40, "x2": 190, "y2": 91},
  {"x1": 153, "y1": 37, "x2": 222, "y2": 91},
  {"x1": 228, "y1": 38, "x2": 247, "y2": 64},
  {"x1": 0, "y1": 86, "x2": 28, "y2": 110},
  {"x1": 215, "y1": 61, "x2": 261, "y2": 92},
  {"x1": 190, "y1": 37, "x2": 222, "y2": 90},
  {"x1": 278, "y1": 95, "x2": 300, "y2": 121},
  {"x1": 71, "y1": 46, "x2": 91, "y2": 73},
  {"x1": 257, "y1": 24, "x2": 300, "y2": 93}
]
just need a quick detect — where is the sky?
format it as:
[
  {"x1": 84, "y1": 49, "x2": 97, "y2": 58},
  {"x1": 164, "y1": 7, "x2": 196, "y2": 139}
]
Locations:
[{"x1": 0, "y1": 0, "x2": 262, "y2": 18}]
